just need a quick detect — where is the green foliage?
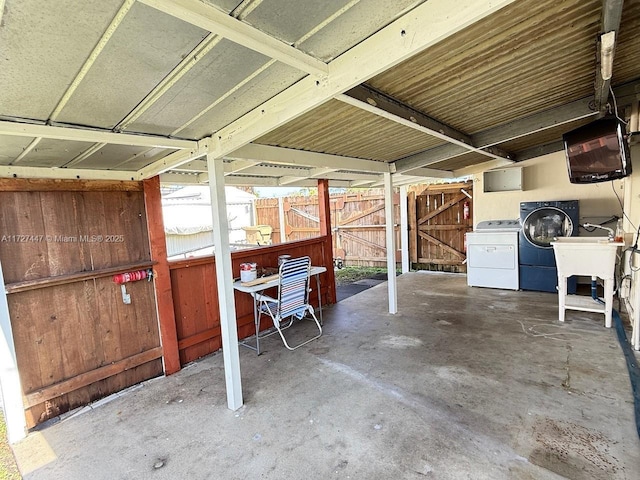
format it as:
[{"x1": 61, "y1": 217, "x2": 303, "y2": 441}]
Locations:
[
  {"x1": 334, "y1": 266, "x2": 388, "y2": 286},
  {"x1": 0, "y1": 411, "x2": 20, "y2": 479}
]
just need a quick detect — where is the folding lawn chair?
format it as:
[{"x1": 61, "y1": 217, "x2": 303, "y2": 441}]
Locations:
[{"x1": 256, "y1": 256, "x2": 322, "y2": 350}]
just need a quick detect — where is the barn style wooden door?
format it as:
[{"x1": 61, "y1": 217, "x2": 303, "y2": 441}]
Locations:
[{"x1": 409, "y1": 181, "x2": 473, "y2": 272}]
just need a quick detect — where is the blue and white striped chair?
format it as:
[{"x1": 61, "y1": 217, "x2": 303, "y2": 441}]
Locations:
[{"x1": 256, "y1": 256, "x2": 322, "y2": 351}]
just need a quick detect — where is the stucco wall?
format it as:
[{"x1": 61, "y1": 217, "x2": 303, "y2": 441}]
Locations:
[{"x1": 472, "y1": 150, "x2": 627, "y2": 229}]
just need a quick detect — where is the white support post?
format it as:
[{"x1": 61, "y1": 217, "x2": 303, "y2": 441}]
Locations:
[
  {"x1": 400, "y1": 185, "x2": 410, "y2": 274},
  {"x1": 384, "y1": 172, "x2": 398, "y2": 314},
  {"x1": 0, "y1": 259, "x2": 27, "y2": 443},
  {"x1": 278, "y1": 197, "x2": 287, "y2": 243},
  {"x1": 207, "y1": 152, "x2": 243, "y2": 410}
]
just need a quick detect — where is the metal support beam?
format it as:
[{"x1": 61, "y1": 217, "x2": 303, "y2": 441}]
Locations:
[
  {"x1": 397, "y1": 167, "x2": 455, "y2": 179},
  {"x1": 0, "y1": 258, "x2": 27, "y2": 443},
  {"x1": 11, "y1": 138, "x2": 42, "y2": 165},
  {"x1": 223, "y1": 159, "x2": 260, "y2": 175},
  {"x1": 0, "y1": 165, "x2": 138, "y2": 181},
  {"x1": 138, "y1": 0, "x2": 328, "y2": 76},
  {"x1": 384, "y1": 172, "x2": 398, "y2": 314},
  {"x1": 206, "y1": 152, "x2": 243, "y2": 411},
  {"x1": 62, "y1": 143, "x2": 108, "y2": 168},
  {"x1": 595, "y1": 0, "x2": 625, "y2": 111},
  {"x1": 228, "y1": 144, "x2": 391, "y2": 173},
  {"x1": 394, "y1": 97, "x2": 599, "y2": 173},
  {"x1": 0, "y1": 120, "x2": 196, "y2": 150},
  {"x1": 137, "y1": 142, "x2": 206, "y2": 179},
  {"x1": 400, "y1": 185, "x2": 410, "y2": 274},
  {"x1": 344, "y1": 85, "x2": 472, "y2": 144},
  {"x1": 336, "y1": 93, "x2": 512, "y2": 164},
  {"x1": 513, "y1": 141, "x2": 564, "y2": 163}
]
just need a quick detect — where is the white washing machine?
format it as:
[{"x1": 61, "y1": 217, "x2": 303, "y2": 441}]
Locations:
[{"x1": 466, "y1": 220, "x2": 520, "y2": 290}]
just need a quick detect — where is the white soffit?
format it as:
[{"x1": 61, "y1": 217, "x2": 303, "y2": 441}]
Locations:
[
  {"x1": 0, "y1": 0, "x2": 124, "y2": 120},
  {"x1": 67, "y1": 145, "x2": 177, "y2": 171},
  {"x1": 54, "y1": 2, "x2": 209, "y2": 129},
  {"x1": 0, "y1": 137, "x2": 37, "y2": 166}
]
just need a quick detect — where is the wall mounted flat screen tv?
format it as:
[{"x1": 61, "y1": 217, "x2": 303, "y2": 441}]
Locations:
[{"x1": 562, "y1": 118, "x2": 632, "y2": 184}]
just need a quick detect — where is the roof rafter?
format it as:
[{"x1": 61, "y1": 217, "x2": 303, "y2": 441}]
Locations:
[
  {"x1": 344, "y1": 85, "x2": 473, "y2": 145},
  {"x1": 394, "y1": 96, "x2": 599, "y2": 173},
  {"x1": 336, "y1": 92, "x2": 512, "y2": 164},
  {"x1": 227, "y1": 144, "x2": 391, "y2": 173},
  {"x1": 0, "y1": 120, "x2": 196, "y2": 150},
  {"x1": 0, "y1": 165, "x2": 138, "y2": 182},
  {"x1": 137, "y1": 0, "x2": 328, "y2": 76}
]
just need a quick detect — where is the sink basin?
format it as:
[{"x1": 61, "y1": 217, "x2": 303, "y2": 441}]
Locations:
[{"x1": 551, "y1": 237, "x2": 623, "y2": 278}]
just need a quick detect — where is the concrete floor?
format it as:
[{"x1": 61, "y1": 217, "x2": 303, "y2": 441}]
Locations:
[{"x1": 12, "y1": 272, "x2": 640, "y2": 479}]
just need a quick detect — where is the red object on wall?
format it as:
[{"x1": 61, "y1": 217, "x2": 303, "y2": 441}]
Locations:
[
  {"x1": 463, "y1": 201, "x2": 470, "y2": 220},
  {"x1": 113, "y1": 270, "x2": 149, "y2": 284}
]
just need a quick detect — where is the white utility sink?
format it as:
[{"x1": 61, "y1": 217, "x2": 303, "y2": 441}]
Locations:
[
  {"x1": 551, "y1": 237, "x2": 623, "y2": 278},
  {"x1": 551, "y1": 237, "x2": 624, "y2": 328}
]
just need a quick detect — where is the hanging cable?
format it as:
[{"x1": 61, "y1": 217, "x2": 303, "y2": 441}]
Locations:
[
  {"x1": 610, "y1": 181, "x2": 637, "y2": 233},
  {"x1": 610, "y1": 85, "x2": 628, "y2": 125}
]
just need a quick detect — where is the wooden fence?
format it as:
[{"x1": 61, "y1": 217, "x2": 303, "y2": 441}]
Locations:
[
  {"x1": 255, "y1": 190, "x2": 400, "y2": 267},
  {"x1": 255, "y1": 183, "x2": 473, "y2": 270}
]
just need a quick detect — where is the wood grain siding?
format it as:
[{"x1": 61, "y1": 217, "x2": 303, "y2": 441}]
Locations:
[
  {"x1": 169, "y1": 237, "x2": 333, "y2": 365},
  {"x1": 0, "y1": 180, "x2": 162, "y2": 428}
]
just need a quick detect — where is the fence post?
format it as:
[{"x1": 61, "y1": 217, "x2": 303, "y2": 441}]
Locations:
[
  {"x1": 318, "y1": 179, "x2": 336, "y2": 304},
  {"x1": 400, "y1": 185, "x2": 410, "y2": 273},
  {"x1": 278, "y1": 197, "x2": 287, "y2": 243},
  {"x1": 408, "y1": 190, "x2": 417, "y2": 264},
  {"x1": 143, "y1": 176, "x2": 181, "y2": 375}
]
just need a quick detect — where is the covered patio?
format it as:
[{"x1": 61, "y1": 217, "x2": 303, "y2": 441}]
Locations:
[
  {"x1": 11, "y1": 272, "x2": 639, "y2": 479},
  {"x1": 2, "y1": 0, "x2": 640, "y2": 475}
]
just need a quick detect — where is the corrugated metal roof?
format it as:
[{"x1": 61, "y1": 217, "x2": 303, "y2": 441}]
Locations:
[
  {"x1": 612, "y1": 0, "x2": 640, "y2": 86},
  {"x1": 367, "y1": 0, "x2": 601, "y2": 134},
  {"x1": 0, "y1": 0, "x2": 638, "y2": 186},
  {"x1": 257, "y1": 99, "x2": 445, "y2": 161}
]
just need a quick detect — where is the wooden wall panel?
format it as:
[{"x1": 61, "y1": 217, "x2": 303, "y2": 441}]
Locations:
[{"x1": 0, "y1": 181, "x2": 162, "y2": 428}]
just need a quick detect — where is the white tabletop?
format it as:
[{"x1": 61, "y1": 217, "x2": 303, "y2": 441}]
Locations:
[{"x1": 233, "y1": 265, "x2": 327, "y2": 294}]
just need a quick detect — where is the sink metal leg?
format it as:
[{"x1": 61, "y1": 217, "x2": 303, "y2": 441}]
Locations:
[
  {"x1": 604, "y1": 278, "x2": 614, "y2": 328},
  {"x1": 558, "y1": 275, "x2": 567, "y2": 323}
]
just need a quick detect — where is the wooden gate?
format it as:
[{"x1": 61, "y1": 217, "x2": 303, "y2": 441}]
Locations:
[
  {"x1": 255, "y1": 191, "x2": 400, "y2": 267},
  {"x1": 0, "y1": 180, "x2": 163, "y2": 428},
  {"x1": 409, "y1": 181, "x2": 473, "y2": 272}
]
